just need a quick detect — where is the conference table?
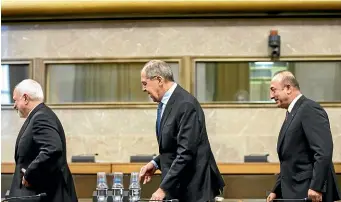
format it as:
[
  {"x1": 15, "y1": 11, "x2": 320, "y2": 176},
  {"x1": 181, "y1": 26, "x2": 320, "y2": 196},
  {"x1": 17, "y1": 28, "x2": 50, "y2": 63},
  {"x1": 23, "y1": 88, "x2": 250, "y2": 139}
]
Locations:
[
  {"x1": 2, "y1": 162, "x2": 341, "y2": 201},
  {"x1": 76, "y1": 197, "x2": 267, "y2": 202},
  {"x1": 4, "y1": 162, "x2": 341, "y2": 174},
  {"x1": 2, "y1": 162, "x2": 289, "y2": 175}
]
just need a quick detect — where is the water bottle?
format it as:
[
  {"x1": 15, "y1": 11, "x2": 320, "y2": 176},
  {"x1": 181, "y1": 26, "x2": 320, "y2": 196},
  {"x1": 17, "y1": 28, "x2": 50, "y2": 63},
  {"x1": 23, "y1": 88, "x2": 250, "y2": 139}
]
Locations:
[
  {"x1": 112, "y1": 172, "x2": 124, "y2": 202},
  {"x1": 96, "y1": 172, "x2": 108, "y2": 202},
  {"x1": 129, "y1": 172, "x2": 141, "y2": 202}
]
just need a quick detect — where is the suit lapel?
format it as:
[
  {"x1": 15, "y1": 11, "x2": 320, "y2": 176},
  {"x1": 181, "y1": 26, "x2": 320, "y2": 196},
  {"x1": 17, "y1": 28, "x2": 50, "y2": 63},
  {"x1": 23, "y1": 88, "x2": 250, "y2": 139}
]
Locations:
[
  {"x1": 158, "y1": 86, "x2": 179, "y2": 145},
  {"x1": 14, "y1": 118, "x2": 31, "y2": 161},
  {"x1": 14, "y1": 103, "x2": 45, "y2": 161},
  {"x1": 276, "y1": 118, "x2": 287, "y2": 154},
  {"x1": 277, "y1": 96, "x2": 305, "y2": 155}
]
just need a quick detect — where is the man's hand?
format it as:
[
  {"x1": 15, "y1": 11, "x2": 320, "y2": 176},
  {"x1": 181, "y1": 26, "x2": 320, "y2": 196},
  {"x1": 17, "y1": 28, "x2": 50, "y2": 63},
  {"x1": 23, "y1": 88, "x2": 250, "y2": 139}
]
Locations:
[
  {"x1": 22, "y1": 176, "x2": 31, "y2": 187},
  {"x1": 21, "y1": 168, "x2": 31, "y2": 187},
  {"x1": 139, "y1": 162, "x2": 157, "y2": 184},
  {"x1": 308, "y1": 189, "x2": 322, "y2": 202},
  {"x1": 266, "y1": 192, "x2": 276, "y2": 202},
  {"x1": 151, "y1": 188, "x2": 166, "y2": 201}
]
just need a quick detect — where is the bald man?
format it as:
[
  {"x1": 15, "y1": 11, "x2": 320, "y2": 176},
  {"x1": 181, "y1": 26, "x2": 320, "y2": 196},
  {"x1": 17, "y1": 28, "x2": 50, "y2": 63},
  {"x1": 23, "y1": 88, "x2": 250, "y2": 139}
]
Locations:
[{"x1": 266, "y1": 71, "x2": 340, "y2": 202}]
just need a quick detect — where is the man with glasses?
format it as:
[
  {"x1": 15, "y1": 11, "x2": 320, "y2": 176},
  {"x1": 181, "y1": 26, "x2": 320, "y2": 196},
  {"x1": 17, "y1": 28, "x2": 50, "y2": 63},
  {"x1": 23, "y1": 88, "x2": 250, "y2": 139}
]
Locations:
[
  {"x1": 267, "y1": 70, "x2": 340, "y2": 202},
  {"x1": 139, "y1": 60, "x2": 225, "y2": 202}
]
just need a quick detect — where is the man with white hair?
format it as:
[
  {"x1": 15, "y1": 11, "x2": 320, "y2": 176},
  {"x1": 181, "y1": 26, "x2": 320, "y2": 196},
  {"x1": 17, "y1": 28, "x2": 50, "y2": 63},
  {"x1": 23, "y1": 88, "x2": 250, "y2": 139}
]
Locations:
[{"x1": 9, "y1": 79, "x2": 78, "y2": 202}]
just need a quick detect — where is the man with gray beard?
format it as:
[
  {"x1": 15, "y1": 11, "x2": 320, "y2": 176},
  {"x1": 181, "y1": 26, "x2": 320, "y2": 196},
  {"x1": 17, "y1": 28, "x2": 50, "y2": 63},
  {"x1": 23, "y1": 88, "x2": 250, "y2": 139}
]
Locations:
[{"x1": 9, "y1": 79, "x2": 78, "y2": 202}]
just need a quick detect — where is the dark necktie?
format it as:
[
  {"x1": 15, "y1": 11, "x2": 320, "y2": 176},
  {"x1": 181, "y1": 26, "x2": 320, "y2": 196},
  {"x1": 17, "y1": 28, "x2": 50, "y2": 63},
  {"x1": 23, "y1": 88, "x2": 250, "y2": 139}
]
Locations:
[
  {"x1": 156, "y1": 102, "x2": 163, "y2": 136},
  {"x1": 285, "y1": 111, "x2": 289, "y2": 121}
]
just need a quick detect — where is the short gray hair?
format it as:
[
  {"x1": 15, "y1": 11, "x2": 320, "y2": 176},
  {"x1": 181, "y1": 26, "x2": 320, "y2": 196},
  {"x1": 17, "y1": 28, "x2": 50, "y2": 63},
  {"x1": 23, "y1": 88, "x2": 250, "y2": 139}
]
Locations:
[
  {"x1": 142, "y1": 60, "x2": 174, "y2": 82},
  {"x1": 273, "y1": 70, "x2": 300, "y2": 90},
  {"x1": 15, "y1": 79, "x2": 44, "y2": 102}
]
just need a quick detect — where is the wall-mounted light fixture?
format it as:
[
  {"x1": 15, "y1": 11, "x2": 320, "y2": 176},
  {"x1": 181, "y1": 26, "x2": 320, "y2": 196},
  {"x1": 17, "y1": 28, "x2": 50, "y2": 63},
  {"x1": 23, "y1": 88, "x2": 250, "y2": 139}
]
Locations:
[{"x1": 268, "y1": 30, "x2": 281, "y2": 59}]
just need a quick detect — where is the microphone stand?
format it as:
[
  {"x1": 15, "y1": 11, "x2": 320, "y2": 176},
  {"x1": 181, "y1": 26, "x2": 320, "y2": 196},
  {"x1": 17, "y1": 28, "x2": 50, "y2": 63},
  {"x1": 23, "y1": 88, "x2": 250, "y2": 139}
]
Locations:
[
  {"x1": 2, "y1": 193, "x2": 47, "y2": 202},
  {"x1": 137, "y1": 199, "x2": 179, "y2": 202},
  {"x1": 272, "y1": 198, "x2": 312, "y2": 201}
]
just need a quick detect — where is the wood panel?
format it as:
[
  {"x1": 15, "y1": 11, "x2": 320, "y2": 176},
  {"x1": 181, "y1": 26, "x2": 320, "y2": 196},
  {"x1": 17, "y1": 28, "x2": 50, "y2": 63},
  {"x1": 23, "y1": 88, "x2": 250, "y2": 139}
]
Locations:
[
  {"x1": 69, "y1": 163, "x2": 111, "y2": 174},
  {"x1": 1, "y1": 163, "x2": 111, "y2": 174},
  {"x1": 111, "y1": 163, "x2": 279, "y2": 174},
  {"x1": 111, "y1": 163, "x2": 160, "y2": 174},
  {"x1": 1, "y1": 163, "x2": 15, "y2": 174},
  {"x1": 218, "y1": 163, "x2": 280, "y2": 174},
  {"x1": 2, "y1": 162, "x2": 341, "y2": 174},
  {"x1": 111, "y1": 162, "x2": 341, "y2": 174}
]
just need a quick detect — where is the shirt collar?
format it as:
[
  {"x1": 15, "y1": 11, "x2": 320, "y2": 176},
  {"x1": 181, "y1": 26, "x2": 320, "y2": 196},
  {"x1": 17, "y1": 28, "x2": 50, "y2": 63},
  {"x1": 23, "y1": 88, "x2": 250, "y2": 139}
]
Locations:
[
  {"x1": 26, "y1": 103, "x2": 40, "y2": 117},
  {"x1": 288, "y1": 94, "x2": 302, "y2": 113},
  {"x1": 160, "y1": 83, "x2": 177, "y2": 105}
]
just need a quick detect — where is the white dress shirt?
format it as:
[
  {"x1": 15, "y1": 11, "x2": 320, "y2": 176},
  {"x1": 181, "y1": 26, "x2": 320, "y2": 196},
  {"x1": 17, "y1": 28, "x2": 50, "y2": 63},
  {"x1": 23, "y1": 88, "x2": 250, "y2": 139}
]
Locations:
[
  {"x1": 288, "y1": 94, "x2": 302, "y2": 113},
  {"x1": 151, "y1": 83, "x2": 177, "y2": 169}
]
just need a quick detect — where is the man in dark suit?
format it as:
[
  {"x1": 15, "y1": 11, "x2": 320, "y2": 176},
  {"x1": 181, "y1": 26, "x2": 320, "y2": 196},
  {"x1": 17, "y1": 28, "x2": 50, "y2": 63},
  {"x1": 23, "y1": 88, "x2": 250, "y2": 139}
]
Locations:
[
  {"x1": 9, "y1": 79, "x2": 78, "y2": 202},
  {"x1": 267, "y1": 71, "x2": 340, "y2": 202},
  {"x1": 139, "y1": 60, "x2": 225, "y2": 202}
]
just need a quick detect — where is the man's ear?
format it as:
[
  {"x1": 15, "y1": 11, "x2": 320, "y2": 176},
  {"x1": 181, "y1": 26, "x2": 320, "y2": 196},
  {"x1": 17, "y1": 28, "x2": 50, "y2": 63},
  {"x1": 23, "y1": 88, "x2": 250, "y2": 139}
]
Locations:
[
  {"x1": 23, "y1": 94, "x2": 29, "y2": 104},
  {"x1": 286, "y1": 85, "x2": 293, "y2": 94},
  {"x1": 157, "y1": 76, "x2": 164, "y2": 85}
]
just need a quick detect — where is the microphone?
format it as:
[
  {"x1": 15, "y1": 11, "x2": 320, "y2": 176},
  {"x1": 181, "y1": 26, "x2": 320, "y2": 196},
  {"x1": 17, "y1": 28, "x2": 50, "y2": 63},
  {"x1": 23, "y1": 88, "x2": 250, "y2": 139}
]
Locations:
[
  {"x1": 71, "y1": 153, "x2": 98, "y2": 162},
  {"x1": 272, "y1": 198, "x2": 312, "y2": 201},
  {"x1": 2, "y1": 193, "x2": 47, "y2": 202},
  {"x1": 137, "y1": 199, "x2": 179, "y2": 202}
]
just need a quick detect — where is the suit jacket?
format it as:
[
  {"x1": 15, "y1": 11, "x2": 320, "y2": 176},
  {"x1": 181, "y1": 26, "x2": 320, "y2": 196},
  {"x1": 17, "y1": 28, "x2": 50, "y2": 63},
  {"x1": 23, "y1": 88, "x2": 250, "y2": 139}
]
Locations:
[
  {"x1": 153, "y1": 85, "x2": 225, "y2": 202},
  {"x1": 272, "y1": 95, "x2": 340, "y2": 201},
  {"x1": 9, "y1": 103, "x2": 78, "y2": 202}
]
